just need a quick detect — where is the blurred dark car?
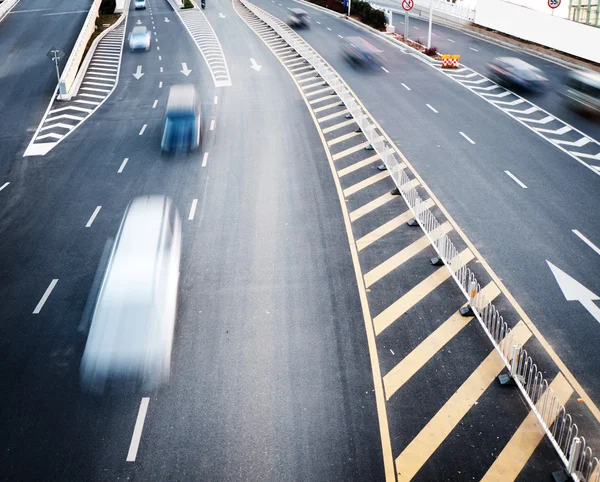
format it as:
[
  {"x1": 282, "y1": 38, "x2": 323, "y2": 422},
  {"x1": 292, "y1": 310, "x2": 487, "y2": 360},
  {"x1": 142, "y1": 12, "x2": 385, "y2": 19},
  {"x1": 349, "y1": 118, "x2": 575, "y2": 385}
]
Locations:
[
  {"x1": 341, "y1": 36, "x2": 384, "y2": 69},
  {"x1": 287, "y1": 8, "x2": 310, "y2": 28},
  {"x1": 563, "y1": 70, "x2": 600, "y2": 117},
  {"x1": 161, "y1": 85, "x2": 201, "y2": 152},
  {"x1": 487, "y1": 57, "x2": 549, "y2": 93}
]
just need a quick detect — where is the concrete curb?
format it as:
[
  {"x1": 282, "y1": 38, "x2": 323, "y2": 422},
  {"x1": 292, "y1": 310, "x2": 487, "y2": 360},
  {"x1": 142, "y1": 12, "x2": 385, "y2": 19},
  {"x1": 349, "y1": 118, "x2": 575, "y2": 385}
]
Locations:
[{"x1": 70, "y1": 9, "x2": 129, "y2": 99}]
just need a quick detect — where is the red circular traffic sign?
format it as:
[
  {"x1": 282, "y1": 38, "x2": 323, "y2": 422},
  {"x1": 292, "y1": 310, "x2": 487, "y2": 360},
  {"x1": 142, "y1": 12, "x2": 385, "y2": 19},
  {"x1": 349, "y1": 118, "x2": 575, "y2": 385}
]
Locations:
[
  {"x1": 548, "y1": 0, "x2": 560, "y2": 9},
  {"x1": 402, "y1": 0, "x2": 414, "y2": 11}
]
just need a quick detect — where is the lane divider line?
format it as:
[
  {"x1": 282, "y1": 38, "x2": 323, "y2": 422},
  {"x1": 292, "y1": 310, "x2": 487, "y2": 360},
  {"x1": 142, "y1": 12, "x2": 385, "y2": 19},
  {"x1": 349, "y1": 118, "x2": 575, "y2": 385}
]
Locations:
[
  {"x1": 126, "y1": 397, "x2": 150, "y2": 462},
  {"x1": 188, "y1": 199, "x2": 198, "y2": 220},
  {"x1": 504, "y1": 170, "x2": 528, "y2": 189},
  {"x1": 33, "y1": 279, "x2": 59, "y2": 314},
  {"x1": 0, "y1": 181, "x2": 10, "y2": 192},
  {"x1": 202, "y1": 152, "x2": 209, "y2": 167},
  {"x1": 139, "y1": 124, "x2": 147, "y2": 136},
  {"x1": 85, "y1": 206, "x2": 102, "y2": 227},
  {"x1": 118, "y1": 157, "x2": 129, "y2": 173}
]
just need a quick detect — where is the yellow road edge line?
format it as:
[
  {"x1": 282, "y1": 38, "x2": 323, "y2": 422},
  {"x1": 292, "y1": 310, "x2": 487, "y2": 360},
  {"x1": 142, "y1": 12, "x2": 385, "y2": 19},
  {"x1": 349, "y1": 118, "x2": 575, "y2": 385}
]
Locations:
[
  {"x1": 287, "y1": 60, "x2": 308, "y2": 68},
  {"x1": 395, "y1": 321, "x2": 533, "y2": 481},
  {"x1": 356, "y1": 194, "x2": 430, "y2": 252},
  {"x1": 365, "y1": 222, "x2": 453, "y2": 288},
  {"x1": 232, "y1": 3, "x2": 395, "y2": 479},
  {"x1": 317, "y1": 109, "x2": 349, "y2": 123},
  {"x1": 383, "y1": 281, "x2": 502, "y2": 400},
  {"x1": 314, "y1": 101, "x2": 343, "y2": 114},
  {"x1": 332, "y1": 141, "x2": 370, "y2": 161},
  {"x1": 309, "y1": 37, "x2": 600, "y2": 423},
  {"x1": 481, "y1": 372, "x2": 574, "y2": 482},
  {"x1": 338, "y1": 153, "x2": 381, "y2": 177},
  {"x1": 323, "y1": 118, "x2": 356, "y2": 134},
  {"x1": 343, "y1": 171, "x2": 389, "y2": 197},
  {"x1": 328, "y1": 130, "x2": 361, "y2": 146},
  {"x1": 305, "y1": 86, "x2": 334, "y2": 97}
]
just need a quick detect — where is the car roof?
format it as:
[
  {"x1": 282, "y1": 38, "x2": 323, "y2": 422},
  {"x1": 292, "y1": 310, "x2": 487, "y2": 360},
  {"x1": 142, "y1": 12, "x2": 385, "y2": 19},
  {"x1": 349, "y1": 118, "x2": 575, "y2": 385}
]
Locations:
[
  {"x1": 346, "y1": 36, "x2": 381, "y2": 53},
  {"x1": 290, "y1": 8, "x2": 308, "y2": 14},
  {"x1": 496, "y1": 57, "x2": 540, "y2": 71},
  {"x1": 132, "y1": 26, "x2": 147, "y2": 34},
  {"x1": 568, "y1": 70, "x2": 600, "y2": 88},
  {"x1": 166, "y1": 84, "x2": 197, "y2": 115}
]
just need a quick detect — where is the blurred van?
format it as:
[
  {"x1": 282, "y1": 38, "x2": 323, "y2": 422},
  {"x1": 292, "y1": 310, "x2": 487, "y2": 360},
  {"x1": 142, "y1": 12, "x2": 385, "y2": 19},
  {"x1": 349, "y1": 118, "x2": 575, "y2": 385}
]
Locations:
[
  {"x1": 161, "y1": 85, "x2": 201, "y2": 152},
  {"x1": 80, "y1": 196, "x2": 182, "y2": 393},
  {"x1": 563, "y1": 70, "x2": 600, "y2": 116}
]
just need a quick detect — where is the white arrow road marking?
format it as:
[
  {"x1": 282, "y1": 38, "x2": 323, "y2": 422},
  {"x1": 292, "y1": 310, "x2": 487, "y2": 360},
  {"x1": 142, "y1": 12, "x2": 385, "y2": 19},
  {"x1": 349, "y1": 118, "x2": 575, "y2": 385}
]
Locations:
[
  {"x1": 250, "y1": 58, "x2": 262, "y2": 71},
  {"x1": 573, "y1": 230, "x2": 600, "y2": 257},
  {"x1": 133, "y1": 65, "x2": 144, "y2": 79},
  {"x1": 181, "y1": 62, "x2": 192, "y2": 76},
  {"x1": 164, "y1": 16, "x2": 170, "y2": 22},
  {"x1": 547, "y1": 261, "x2": 600, "y2": 325},
  {"x1": 219, "y1": 12, "x2": 226, "y2": 17},
  {"x1": 136, "y1": 19, "x2": 142, "y2": 24}
]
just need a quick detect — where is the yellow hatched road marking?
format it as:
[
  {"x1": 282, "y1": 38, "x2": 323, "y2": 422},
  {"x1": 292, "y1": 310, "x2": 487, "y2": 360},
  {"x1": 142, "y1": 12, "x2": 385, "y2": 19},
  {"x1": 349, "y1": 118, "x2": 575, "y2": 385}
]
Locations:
[
  {"x1": 294, "y1": 69, "x2": 315, "y2": 78},
  {"x1": 395, "y1": 321, "x2": 532, "y2": 482},
  {"x1": 309, "y1": 93, "x2": 334, "y2": 102},
  {"x1": 374, "y1": 247, "x2": 474, "y2": 336},
  {"x1": 282, "y1": 53, "x2": 300, "y2": 61},
  {"x1": 315, "y1": 101, "x2": 343, "y2": 114},
  {"x1": 305, "y1": 86, "x2": 333, "y2": 97},
  {"x1": 357, "y1": 194, "x2": 430, "y2": 251},
  {"x1": 332, "y1": 141, "x2": 370, "y2": 161},
  {"x1": 328, "y1": 130, "x2": 361, "y2": 146},
  {"x1": 480, "y1": 373, "x2": 573, "y2": 482},
  {"x1": 339, "y1": 155, "x2": 391, "y2": 177},
  {"x1": 349, "y1": 191, "x2": 396, "y2": 222},
  {"x1": 304, "y1": 81, "x2": 329, "y2": 92},
  {"x1": 290, "y1": 64, "x2": 314, "y2": 73},
  {"x1": 365, "y1": 222, "x2": 453, "y2": 288},
  {"x1": 273, "y1": 45, "x2": 293, "y2": 52},
  {"x1": 323, "y1": 119, "x2": 355, "y2": 134},
  {"x1": 286, "y1": 60, "x2": 306, "y2": 68},
  {"x1": 318, "y1": 109, "x2": 349, "y2": 123},
  {"x1": 343, "y1": 171, "x2": 389, "y2": 197},
  {"x1": 383, "y1": 282, "x2": 502, "y2": 399}
]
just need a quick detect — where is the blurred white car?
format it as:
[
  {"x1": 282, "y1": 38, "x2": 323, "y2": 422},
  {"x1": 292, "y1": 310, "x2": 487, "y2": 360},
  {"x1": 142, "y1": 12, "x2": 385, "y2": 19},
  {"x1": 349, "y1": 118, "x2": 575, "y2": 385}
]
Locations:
[
  {"x1": 80, "y1": 196, "x2": 182, "y2": 393},
  {"x1": 563, "y1": 70, "x2": 600, "y2": 116},
  {"x1": 134, "y1": 0, "x2": 146, "y2": 8},
  {"x1": 129, "y1": 26, "x2": 151, "y2": 51}
]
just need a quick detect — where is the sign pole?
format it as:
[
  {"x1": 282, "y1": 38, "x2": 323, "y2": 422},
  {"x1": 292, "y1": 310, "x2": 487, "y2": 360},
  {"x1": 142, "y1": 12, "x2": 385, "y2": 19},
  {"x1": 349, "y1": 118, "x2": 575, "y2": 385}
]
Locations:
[
  {"x1": 401, "y1": 0, "x2": 414, "y2": 40},
  {"x1": 348, "y1": 0, "x2": 351, "y2": 17},
  {"x1": 427, "y1": 0, "x2": 433, "y2": 49},
  {"x1": 53, "y1": 52, "x2": 61, "y2": 84}
]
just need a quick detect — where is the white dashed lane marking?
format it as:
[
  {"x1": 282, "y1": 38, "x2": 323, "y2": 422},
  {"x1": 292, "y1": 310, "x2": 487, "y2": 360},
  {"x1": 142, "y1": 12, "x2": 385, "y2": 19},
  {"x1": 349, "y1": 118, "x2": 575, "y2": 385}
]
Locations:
[
  {"x1": 504, "y1": 170, "x2": 527, "y2": 189},
  {"x1": 33, "y1": 279, "x2": 59, "y2": 314},
  {"x1": 460, "y1": 132, "x2": 476, "y2": 144}
]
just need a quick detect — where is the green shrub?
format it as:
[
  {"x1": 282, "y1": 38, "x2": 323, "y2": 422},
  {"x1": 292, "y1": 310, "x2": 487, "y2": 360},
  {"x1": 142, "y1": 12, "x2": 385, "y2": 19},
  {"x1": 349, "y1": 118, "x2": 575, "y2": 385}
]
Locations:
[
  {"x1": 351, "y1": 0, "x2": 386, "y2": 29},
  {"x1": 182, "y1": 0, "x2": 194, "y2": 8},
  {"x1": 99, "y1": 0, "x2": 116, "y2": 14},
  {"x1": 368, "y1": 8, "x2": 386, "y2": 29}
]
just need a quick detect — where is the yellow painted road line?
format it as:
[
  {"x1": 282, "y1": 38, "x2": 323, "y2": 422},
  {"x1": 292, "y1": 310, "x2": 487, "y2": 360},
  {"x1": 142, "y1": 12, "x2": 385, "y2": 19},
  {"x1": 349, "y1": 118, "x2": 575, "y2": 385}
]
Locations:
[
  {"x1": 305, "y1": 86, "x2": 334, "y2": 97},
  {"x1": 343, "y1": 171, "x2": 389, "y2": 197},
  {"x1": 315, "y1": 101, "x2": 343, "y2": 114},
  {"x1": 365, "y1": 222, "x2": 453, "y2": 288},
  {"x1": 303, "y1": 81, "x2": 328, "y2": 91},
  {"x1": 323, "y1": 118, "x2": 356, "y2": 134},
  {"x1": 396, "y1": 321, "x2": 532, "y2": 481},
  {"x1": 332, "y1": 141, "x2": 370, "y2": 161},
  {"x1": 481, "y1": 373, "x2": 573, "y2": 482},
  {"x1": 282, "y1": 53, "x2": 300, "y2": 61},
  {"x1": 272, "y1": 45, "x2": 293, "y2": 52},
  {"x1": 309, "y1": 93, "x2": 335, "y2": 103},
  {"x1": 349, "y1": 190, "x2": 401, "y2": 222},
  {"x1": 357, "y1": 195, "x2": 431, "y2": 251},
  {"x1": 383, "y1": 282, "x2": 502, "y2": 399},
  {"x1": 318, "y1": 109, "x2": 349, "y2": 123},
  {"x1": 328, "y1": 130, "x2": 361, "y2": 146},
  {"x1": 339, "y1": 154, "x2": 390, "y2": 177},
  {"x1": 374, "y1": 247, "x2": 474, "y2": 336},
  {"x1": 287, "y1": 60, "x2": 308, "y2": 69}
]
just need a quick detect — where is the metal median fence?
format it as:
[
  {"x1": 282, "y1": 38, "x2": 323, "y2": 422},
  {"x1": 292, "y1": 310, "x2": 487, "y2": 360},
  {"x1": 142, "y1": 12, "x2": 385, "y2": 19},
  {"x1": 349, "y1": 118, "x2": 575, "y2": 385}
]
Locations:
[{"x1": 238, "y1": 1, "x2": 599, "y2": 480}]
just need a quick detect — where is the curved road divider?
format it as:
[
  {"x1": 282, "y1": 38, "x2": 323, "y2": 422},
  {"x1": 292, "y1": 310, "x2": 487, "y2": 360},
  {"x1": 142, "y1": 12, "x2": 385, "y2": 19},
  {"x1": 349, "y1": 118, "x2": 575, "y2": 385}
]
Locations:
[{"x1": 239, "y1": 1, "x2": 599, "y2": 480}]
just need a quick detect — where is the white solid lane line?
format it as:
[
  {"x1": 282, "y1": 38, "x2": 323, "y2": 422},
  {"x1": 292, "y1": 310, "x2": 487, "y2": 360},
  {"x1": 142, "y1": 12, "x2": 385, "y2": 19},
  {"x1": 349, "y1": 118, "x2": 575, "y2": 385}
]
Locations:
[
  {"x1": 118, "y1": 157, "x2": 129, "y2": 173},
  {"x1": 572, "y1": 230, "x2": 600, "y2": 257},
  {"x1": 413, "y1": 26, "x2": 419, "y2": 29},
  {"x1": 210, "y1": 119, "x2": 215, "y2": 131},
  {"x1": 459, "y1": 131, "x2": 476, "y2": 144},
  {"x1": 127, "y1": 397, "x2": 150, "y2": 462},
  {"x1": 401, "y1": 83, "x2": 411, "y2": 91},
  {"x1": 202, "y1": 152, "x2": 209, "y2": 167},
  {"x1": 381, "y1": 66, "x2": 389, "y2": 73},
  {"x1": 86, "y1": 206, "x2": 102, "y2": 227},
  {"x1": 447, "y1": 38, "x2": 455, "y2": 43},
  {"x1": 504, "y1": 170, "x2": 527, "y2": 188},
  {"x1": 0, "y1": 182, "x2": 9, "y2": 192},
  {"x1": 152, "y1": 100, "x2": 158, "y2": 108},
  {"x1": 470, "y1": 47, "x2": 479, "y2": 52},
  {"x1": 426, "y1": 104, "x2": 438, "y2": 113},
  {"x1": 33, "y1": 279, "x2": 58, "y2": 314},
  {"x1": 214, "y1": 96, "x2": 218, "y2": 104},
  {"x1": 188, "y1": 199, "x2": 198, "y2": 220},
  {"x1": 139, "y1": 124, "x2": 147, "y2": 136}
]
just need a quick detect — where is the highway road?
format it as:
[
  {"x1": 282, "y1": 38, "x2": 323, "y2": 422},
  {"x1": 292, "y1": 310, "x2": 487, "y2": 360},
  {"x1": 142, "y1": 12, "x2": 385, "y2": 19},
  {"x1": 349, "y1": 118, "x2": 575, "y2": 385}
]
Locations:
[
  {"x1": 0, "y1": 0, "x2": 92, "y2": 170},
  {"x1": 1, "y1": 0, "x2": 599, "y2": 480}
]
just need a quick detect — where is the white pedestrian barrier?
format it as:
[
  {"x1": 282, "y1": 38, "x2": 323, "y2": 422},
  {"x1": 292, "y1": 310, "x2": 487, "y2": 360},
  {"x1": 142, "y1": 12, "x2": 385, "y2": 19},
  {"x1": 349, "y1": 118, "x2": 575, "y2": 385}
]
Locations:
[{"x1": 239, "y1": 1, "x2": 599, "y2": 480}]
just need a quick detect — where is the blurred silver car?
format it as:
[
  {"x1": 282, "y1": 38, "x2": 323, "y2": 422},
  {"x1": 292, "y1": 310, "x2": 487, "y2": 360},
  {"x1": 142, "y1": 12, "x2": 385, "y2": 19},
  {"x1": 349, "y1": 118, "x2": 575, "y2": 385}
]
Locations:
[
  {"x1": 341, "y1": 36, "x2": 385, "y2": 69},
  {"x1": 287, "y1": 8, "x2": 310, "y2": 28},
  {"x1": 487, "y1": 57, "x2": 548, "y2": 92},
  {"x1": 563, "y1": 70, "x2": 600, "y2": 116},
  {"x1": 129, "y1": 26, "x2": 151, "y2": 51},
  {"x1": 80, "y1": 196, "x2": 182, "y2": 393}
]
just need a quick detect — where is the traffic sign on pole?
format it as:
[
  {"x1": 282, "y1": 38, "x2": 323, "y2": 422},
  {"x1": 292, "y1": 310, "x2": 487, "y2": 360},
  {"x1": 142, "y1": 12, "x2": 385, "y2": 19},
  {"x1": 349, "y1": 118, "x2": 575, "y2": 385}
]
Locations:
[
  {"x1": 46, "y1": 46, "x2": 65, "y2": 86},
  {"x1": 548, "y1": 0, "x2": 560, "y2": 8},
  {"x1": 402, "y1": 0, "x2": 413, "y2": 10}
]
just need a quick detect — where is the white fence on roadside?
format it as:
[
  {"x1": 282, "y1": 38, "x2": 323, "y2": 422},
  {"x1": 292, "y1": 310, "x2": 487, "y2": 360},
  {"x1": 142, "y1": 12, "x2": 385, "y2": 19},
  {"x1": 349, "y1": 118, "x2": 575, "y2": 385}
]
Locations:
[
  {"x1": 58, "y1": 0, "x2": 103, "y2": 99},
  {"x1": 372, "y1": 0, "x2": 475, "y2": 22},
  {"x1": 239, "y1": 1, "x2": 599, "y2": 480}
]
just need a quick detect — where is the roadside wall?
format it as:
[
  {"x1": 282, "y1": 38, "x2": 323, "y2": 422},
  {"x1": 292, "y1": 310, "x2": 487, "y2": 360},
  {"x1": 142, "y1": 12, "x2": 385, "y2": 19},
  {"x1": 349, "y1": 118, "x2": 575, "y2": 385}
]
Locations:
[{"x1": 474, "y1": 0, "x2": 600, "y2": 64}]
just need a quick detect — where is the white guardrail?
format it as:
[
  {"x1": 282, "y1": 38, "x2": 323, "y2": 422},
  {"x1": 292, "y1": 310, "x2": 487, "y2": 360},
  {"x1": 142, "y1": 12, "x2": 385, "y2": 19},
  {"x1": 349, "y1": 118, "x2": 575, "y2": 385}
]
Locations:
[
  {"x1": 238, "y1": 1, "x2": 599, "y2": 480},
  {"x1": 0, "y1": 0, "x2": 21, "y2": 22},
  {"x1": 58, "y1": 0, "x2": 103, "y2": 99}
]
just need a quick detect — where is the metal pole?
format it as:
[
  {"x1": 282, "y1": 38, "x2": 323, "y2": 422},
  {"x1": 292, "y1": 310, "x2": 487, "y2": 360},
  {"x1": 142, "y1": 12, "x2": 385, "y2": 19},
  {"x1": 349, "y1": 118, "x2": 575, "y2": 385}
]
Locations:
[
  {"x1": 427, "y1": 0, "x2": 433, "y2": 49},
  {"x1": 348, "y1": 0, "x2": 351, "y2": 17},
  {"x1": 53, "y1": 54, "x2": 61, "y2": 84},
  {"x1": 404, "y1": 9, "x2": 409, "y2": 40}
]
